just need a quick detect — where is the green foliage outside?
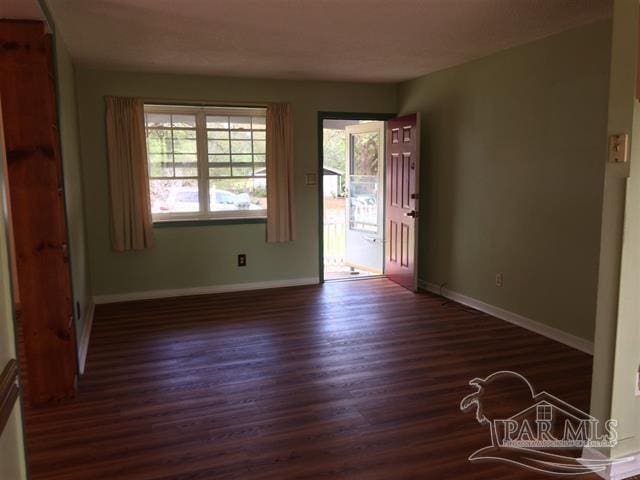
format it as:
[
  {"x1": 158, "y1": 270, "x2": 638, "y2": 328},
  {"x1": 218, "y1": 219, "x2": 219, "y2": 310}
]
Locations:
[{"x1": 323, "y1": 128, "x2": 346, "y2": 173}]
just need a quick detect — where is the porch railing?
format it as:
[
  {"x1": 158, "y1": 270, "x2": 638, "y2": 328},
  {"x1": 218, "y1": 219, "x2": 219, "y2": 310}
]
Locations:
[{"x1": 323, "y1": 222, "x2": 345, "y2": 266}]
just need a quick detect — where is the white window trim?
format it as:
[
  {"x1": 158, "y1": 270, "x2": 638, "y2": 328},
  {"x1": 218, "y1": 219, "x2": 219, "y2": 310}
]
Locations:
[{"x1": 145, "y1": 104, "x2": 268, "y2": 223}]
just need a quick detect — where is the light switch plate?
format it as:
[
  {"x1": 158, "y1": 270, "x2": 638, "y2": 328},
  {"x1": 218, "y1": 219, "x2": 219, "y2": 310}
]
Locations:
[
  {"x1": 305, "y1": 173, "x2": 317, "y2": 185},
  {"x1": 636, "y1": 372, "x2": 640, "y2": 397},
  {"x1": 608, "y1": 134, "x2": 629, "y2": 163}
]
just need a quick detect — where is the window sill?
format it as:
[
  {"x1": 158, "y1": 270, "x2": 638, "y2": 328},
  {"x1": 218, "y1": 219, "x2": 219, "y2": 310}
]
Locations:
[{"x1": 153, "y1": 217, "x2": 267, "y2": 228}]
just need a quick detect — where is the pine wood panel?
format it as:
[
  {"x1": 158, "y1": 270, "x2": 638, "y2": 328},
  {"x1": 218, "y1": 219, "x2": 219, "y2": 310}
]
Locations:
[
  {"x1": 25, "y1": 279, "x2": 596, "y2": 479},
  {"x1": 0, "y1": 20, "x2": 77, "y2": 404}
]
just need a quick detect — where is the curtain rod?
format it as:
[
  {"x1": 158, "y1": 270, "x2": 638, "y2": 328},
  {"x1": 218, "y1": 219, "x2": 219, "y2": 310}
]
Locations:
[{"x1": 140, "y1": 97, "x2": 269, "y2": 108}]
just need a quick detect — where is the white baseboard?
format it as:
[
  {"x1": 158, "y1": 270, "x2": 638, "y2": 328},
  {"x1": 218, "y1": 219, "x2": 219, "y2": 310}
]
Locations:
[
  {"x1": 93, "y1": 277, "x2": 320, "y2": 305},
  {"x1": 418, "y1": 279, "x2": 594, "y2": 355},
  {"x1": 78, "y1": 302, "x2": 94, "y2": 375},
  {"x1": 581, "y1": 447, "x2": 640, "y2": 479}
]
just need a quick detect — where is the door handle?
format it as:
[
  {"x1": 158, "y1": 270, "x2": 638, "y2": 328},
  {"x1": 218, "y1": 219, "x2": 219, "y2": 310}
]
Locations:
[{"x1": 405, "y1": 210, "x2": 418, "y2": 218}]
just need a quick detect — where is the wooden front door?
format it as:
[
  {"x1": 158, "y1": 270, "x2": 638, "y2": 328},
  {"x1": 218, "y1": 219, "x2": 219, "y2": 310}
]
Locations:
[{"x1": 385, "y1": 114, "x2": 420, "y2": 291}]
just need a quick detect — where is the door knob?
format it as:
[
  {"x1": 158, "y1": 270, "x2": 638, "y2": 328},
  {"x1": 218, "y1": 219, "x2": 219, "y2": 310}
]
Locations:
[{"x1": 405, "y1": 210, "x2": 418, "y2": 218}]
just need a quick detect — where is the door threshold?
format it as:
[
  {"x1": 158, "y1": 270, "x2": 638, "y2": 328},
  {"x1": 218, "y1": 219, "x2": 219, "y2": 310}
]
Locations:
[{"x1": 324, "y1": 275, "x2": 386, "y2": 283}]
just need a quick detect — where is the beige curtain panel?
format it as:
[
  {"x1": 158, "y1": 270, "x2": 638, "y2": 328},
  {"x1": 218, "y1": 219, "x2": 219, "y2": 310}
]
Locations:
[
  {"x1": 105, "y1": 96, "x2": 155, "y2": 251},
  {"x1": 266, "y1": 103, "x2": 296, "y2": 242}
]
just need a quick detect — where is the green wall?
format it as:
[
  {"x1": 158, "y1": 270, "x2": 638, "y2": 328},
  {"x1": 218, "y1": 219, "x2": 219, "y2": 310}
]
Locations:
[
  {"x1": 74, "y1": 69, "x2": 397, "y2": 296},
  {"x1": 72, "y1": 21, "x2": 614, "y2": 346},
  {"x1": 397, "y1": 20, "x2": 612, "y2": 342},
  {"x1": 590, "y1": 0, "x2": 640, "y2": 458},
  {"x1": 53, "y1": 32, "x2": 93, "y2": 345}
]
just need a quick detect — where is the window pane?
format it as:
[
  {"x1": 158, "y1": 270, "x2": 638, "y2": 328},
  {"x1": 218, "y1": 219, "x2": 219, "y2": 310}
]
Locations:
[
  {"x1": 150, "y1": 179, "x2": 199, "y2": 213},
  {"x1": 230, "y1": 116, "x2": 251, "y2": 130},
  {"x1": 173, "y1": 138, "x2": 197, "y2": 154},
  {"x1": 172, "y1": 114, "x2": 196, "y2": 128},
  {"x1": 230, "y1": 131, "x2": 251, "y2": 140},
  {"x1": 231, "y1": 154, "x2": 252, "y2": 163},
  {"x1": 209, "y1": 154, "x2": 230, "y2": 165},
  {"x1": 209, "y1": 178, "x2": 267, "y2": 212},
  {"x1": 146, "y1": 114, "x2": 171, "y2": 127},
  {"x1": 148, "y1": 154, "x2": 173, "y2": 177},
  {"x1": 173, "y1": 129, "x2": 197, "y2": 139},
  {"x1": 208, "y1": 130, "x2": 229, "y2": 140},
  {"x1": 145, "y1": 106, "x2": 268, "y2": 219},
  {"x1": 232, "y1": 166, "x2": 253, "y2": 177},
  {"x1": 253, "y1": 140, "x2": 266, "y2": 154},
  {"x1": 207, "y1": 116, "x2": 228, "y2": 129},
  {"x1": 174, "y1": 154, "x2": 198, "y2": 177},
  {"x1": 231, "y1": 140, "x2": 252, "y2": 154},
  {"x1": 208, "y1": 139, "x2": 230, "y2": 154},
  {"x1": 252, "y1": 117, "x2": 266, "y2": 130},
  {"x1": 209, "y1": 166, "x2": 231, "y2": 177},
  {"x1": 147, "y1": 129, "x2": 172, "y2": 153}
]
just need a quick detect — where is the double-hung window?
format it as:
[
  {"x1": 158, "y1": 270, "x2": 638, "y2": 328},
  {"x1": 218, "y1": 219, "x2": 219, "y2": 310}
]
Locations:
[{"x1": 144, "y1": 105, "x2": 267, "y2": 222}]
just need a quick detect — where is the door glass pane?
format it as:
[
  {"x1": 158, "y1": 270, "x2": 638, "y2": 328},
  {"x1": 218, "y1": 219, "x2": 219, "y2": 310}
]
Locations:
[
  {"x1": 349, "y1": 132, "x2": 380, "y2": 233},
  {"x1": 350, "y1": 132, "x2": 379, "y2": 176}
]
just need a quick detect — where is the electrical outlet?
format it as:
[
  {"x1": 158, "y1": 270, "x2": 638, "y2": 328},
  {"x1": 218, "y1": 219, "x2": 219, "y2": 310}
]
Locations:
[
  {"x1": 495, "y1": 273, "x2": 503, "y2": 288},
  {"x1": 238, "y1": 254, "x2": 246, "y2": 267}
]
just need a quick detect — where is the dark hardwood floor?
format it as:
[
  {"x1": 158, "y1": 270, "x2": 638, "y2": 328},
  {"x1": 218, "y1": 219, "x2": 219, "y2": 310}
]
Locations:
[{"x1": 24, "y1": 278, "x2": 596, "y2": 479}]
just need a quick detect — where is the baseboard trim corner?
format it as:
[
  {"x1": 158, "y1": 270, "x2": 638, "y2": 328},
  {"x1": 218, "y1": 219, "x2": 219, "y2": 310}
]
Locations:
[
  {"x1": 580, "y1": 447, "x2": 640, "y2": 480},
  {"x1": 78, "y1": 302, "x2": 95, "y2": 375},
  {"x1": 93, "y1": 277, "x2": 320, "y2": 305},
  {"x1": 418, "y1": 279, "x2": 594, "y2": 355}
]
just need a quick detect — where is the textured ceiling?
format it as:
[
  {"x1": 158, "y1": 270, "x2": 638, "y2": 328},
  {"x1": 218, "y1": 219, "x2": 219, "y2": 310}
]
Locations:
[
  {"x1": 0, "y1": 0, "x2": 44, "y2": 20},
  {"x1": 46, "y1": 0, "x2": 612, "y2": 82}
]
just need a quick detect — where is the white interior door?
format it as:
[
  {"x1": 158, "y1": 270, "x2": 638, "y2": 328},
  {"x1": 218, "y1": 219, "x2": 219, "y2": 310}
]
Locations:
[{"x1": 344, "y1": 121, "x2": 385, "y2": 274}]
